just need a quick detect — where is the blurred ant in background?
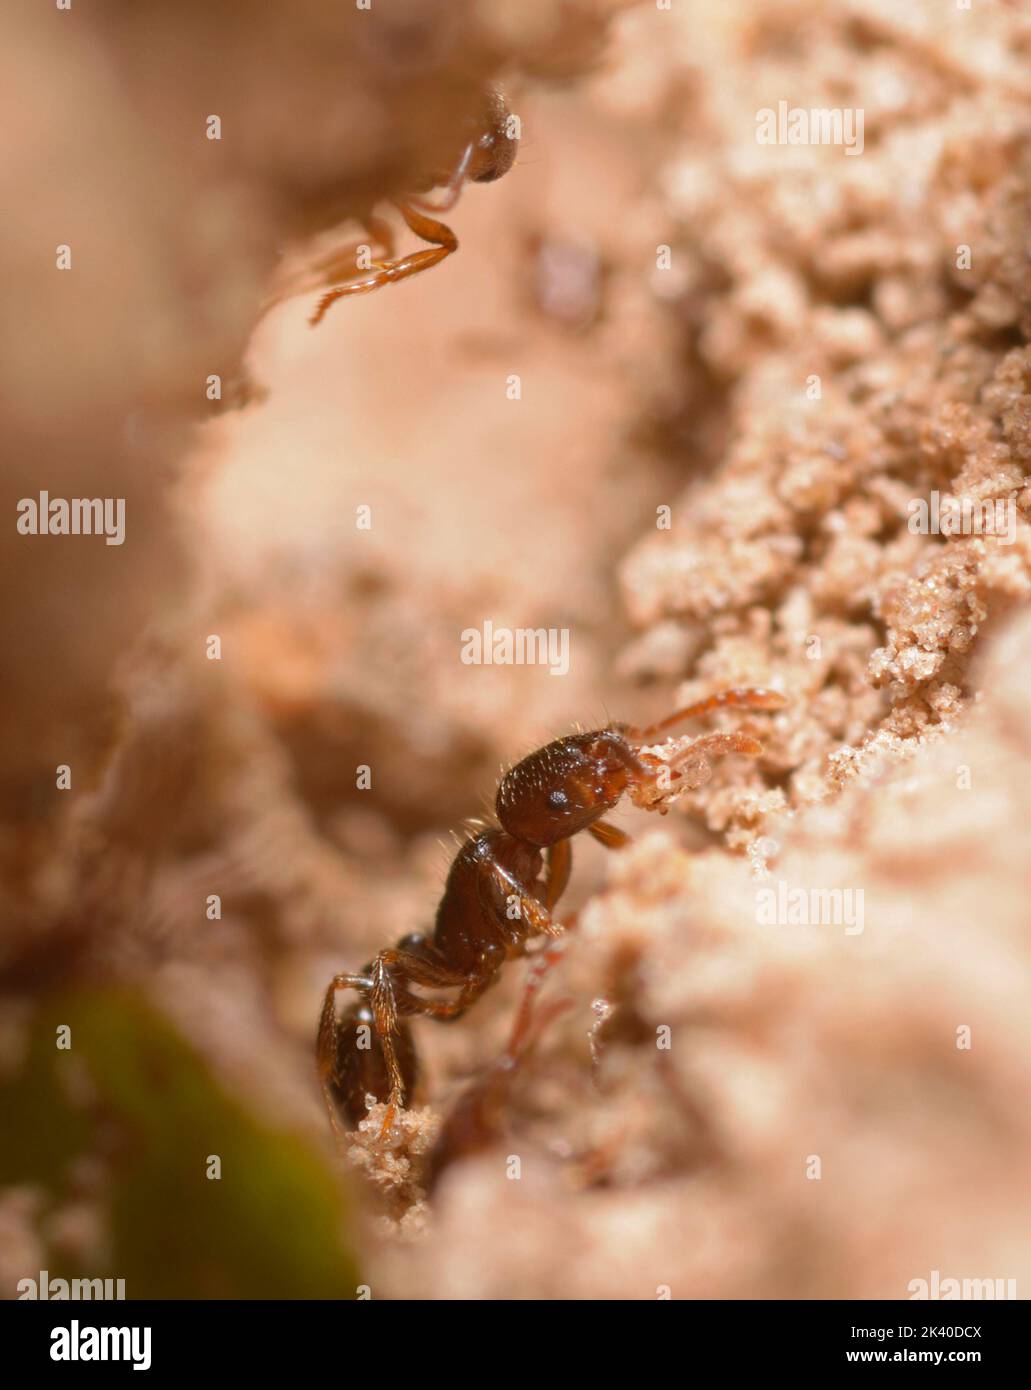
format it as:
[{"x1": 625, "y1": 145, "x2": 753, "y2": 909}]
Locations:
[
  {"x1": 317, "y1": 687, "x2": 785, "y2": 1144},
  {"x1": 270, "y1": 88, "x2": 518, "y2": 325}
]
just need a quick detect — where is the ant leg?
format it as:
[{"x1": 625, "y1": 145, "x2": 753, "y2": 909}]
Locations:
[
  {"x1": 394, "y1": 971, "x2": 492, "y2": 1024},
  {"x1": 621, "y1": 687, "x2": 785, "y2": 742},
  {"x1": 309, "y1": 204, "x2": 458, "y2": 324},
  {"x1": 508, "y1": 911, "x2": 579, "y2": 1056},
  {"x1": 376, "y1": 948, "x2": 485, "y2": 1018},
  {"x1": 627, "y1": 730, "x2": 769, "y2": 813},
  {"x1": 367, "y1": 947, "x2": 480, "y2": 1135},
  {"x1": 408, "y1": 140, "x2": 474, "y2": 214},
  {"x1": 316, "y1": 973, "x2": 372, "y2": 1137},
  {"x1": 481, "y1": 857, "x2": 564, "y2": 944},
  {"x1": 377, "y1": 948, "x2": 467, "y2": 987},
  {"x1": 427, "y1": 907, "x2": 583, "y2": 1192},
  {"x1": 666, "y1": 730, "x2": 765, "y2": 786},
  {"x1": 543, "y1": 838, "x2": 572, "y2": 911},
  {"x1": 266, "y1": 215, "x2": 395, "y2": 313},
  {"x1": 426, "y1": 989, "x2": 572, "y2": 1194},
  {"x1": 588, "y1": 820, "x2": 633, "y2": 851},
  {"x1": 368, "y1": 955, "x2": 412, "y2": 1138},
  {"x1": 308, "y1": 214, "x2": 396, "y2": 280}
]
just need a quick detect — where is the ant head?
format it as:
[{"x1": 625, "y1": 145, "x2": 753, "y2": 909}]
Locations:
[
  {"x1": 496, "y1": 731, "x2": 629, "y2": 848},
  {"x1": 467, "y1": 89, "x2": 518, "y2": 184}
]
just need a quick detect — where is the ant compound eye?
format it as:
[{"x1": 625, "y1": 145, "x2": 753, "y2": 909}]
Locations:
[{"x1": 547, "y1": 789, "x2": 569, "y2": 811}]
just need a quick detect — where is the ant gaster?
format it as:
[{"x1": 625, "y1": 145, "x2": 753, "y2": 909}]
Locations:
[
  {"x1": 273, "y1": 89, "x2": 517, "y2": 326},
  {"x1": 317, "y1": 687, "x2": 785, "y2": 1140}
]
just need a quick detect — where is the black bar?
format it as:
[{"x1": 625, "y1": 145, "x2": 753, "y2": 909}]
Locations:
[{"x1": 3, "y1": 1298, "x2": 1022, "y2": 1374}]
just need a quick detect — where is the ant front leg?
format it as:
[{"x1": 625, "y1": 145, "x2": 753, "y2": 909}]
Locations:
[
  {"x1": 310, "y1": 204, "x2": 458, "y2": 324},
  {"x1": 622, "y1": 686, "x2": 786, "y2": 812},
  {"x1": 587, "y1": 820, "x2": 633, "y2": 851},
  {"x1": 543, "y1": 838, "x2": 572, "y2": 911},
  {"x1": 624, "y1": 732, "x2": 769, "y2": 813},
  {"x1": 621, "y1": 687, "x2": 785, "y2": 742},
  {"x1": 480, "y1": 856, "x2": 565, "y2": 952}
]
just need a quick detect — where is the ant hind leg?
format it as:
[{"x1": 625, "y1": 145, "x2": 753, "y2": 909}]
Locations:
[
  {"x1": 316, "y1": 972, "x2": 372, "y2": 1138},
  {"x1": 368, "y1": 947, "x2": 483, "y2": 1136}
]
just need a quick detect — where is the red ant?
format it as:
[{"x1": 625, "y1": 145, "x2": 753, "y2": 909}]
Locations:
[
  {"x1": 317, "y1": 687, "x2": 785, "y2": 1142},
  {"x1": 269, "y1": 89, "x2": 517, "y2": 326}
]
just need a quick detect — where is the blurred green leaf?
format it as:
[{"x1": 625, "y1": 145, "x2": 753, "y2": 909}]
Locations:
[{"x1": 0, "y1": 990, "x2": 359, "y2": 1298}]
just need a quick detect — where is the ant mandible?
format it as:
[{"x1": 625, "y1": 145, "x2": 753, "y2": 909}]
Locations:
[
  {"x1": 317, "y1": 686, "x2": 785, "y2": 1140},
  {"x1": 272, "y1": 89, "x2": 517, "y2": 327}
]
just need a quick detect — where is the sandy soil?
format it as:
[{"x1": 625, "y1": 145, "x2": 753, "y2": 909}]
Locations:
[{"x1": 3, "y1": 0, "x2": 1031, "y2": 1300}]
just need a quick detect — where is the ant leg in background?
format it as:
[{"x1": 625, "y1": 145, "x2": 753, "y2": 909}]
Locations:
[
  {"x1": 265, "y1": 214, "x2": 395, "y2": 315},
  {"x1": 507, "y1": 920, "x2": 578, "y2": 1059},
  {"x1": 310, "y1": 205, "x2": 458, "y2": 324},
  {"x1": 427, "y1": 973, "x2": 574, "y2": 1194},
  {"x1": 408, "y1": 140, "x2": 475, "y2": 214}
]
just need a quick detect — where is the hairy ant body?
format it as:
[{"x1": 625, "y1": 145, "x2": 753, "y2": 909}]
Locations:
[
  {"x1": 271, "y1": 89, "x2": 517, "y2": 326},
  {"x1": 317, "y1": 687, "x2": 785, "y2": 1139}
]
